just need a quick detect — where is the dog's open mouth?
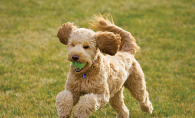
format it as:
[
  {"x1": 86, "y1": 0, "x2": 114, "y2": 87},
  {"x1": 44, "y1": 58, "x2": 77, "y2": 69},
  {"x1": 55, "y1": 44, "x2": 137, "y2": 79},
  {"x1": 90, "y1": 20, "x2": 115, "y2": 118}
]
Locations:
[{"x1": 75, "y1": 68, "x2": 83, "y2": 72}]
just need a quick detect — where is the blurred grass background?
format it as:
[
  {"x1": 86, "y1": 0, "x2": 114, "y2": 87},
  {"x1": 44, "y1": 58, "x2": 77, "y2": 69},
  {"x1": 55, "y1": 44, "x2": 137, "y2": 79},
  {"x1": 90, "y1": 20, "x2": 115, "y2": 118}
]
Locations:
[{"x1": 0, "y1": 0, "x2": 194, "y2": 117}]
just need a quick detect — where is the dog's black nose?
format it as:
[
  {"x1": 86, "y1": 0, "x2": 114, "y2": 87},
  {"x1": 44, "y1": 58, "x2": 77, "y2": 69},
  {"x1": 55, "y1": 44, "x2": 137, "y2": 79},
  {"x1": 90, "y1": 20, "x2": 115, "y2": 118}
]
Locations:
[{"x1": 72, "y1": 55, "x2": 79, "y2": 61}]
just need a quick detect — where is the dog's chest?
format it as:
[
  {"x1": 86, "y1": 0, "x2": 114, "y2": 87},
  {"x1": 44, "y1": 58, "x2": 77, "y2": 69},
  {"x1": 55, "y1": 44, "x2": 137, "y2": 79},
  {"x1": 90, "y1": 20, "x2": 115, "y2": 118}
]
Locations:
[{"x1": 80, "y1": 75, "x2": 103, "y2": 94}]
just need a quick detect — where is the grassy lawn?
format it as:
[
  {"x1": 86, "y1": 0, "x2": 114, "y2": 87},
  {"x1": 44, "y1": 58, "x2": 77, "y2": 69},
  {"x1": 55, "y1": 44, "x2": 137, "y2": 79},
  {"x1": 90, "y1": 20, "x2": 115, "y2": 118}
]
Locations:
[{"x1": 0, "y1": 0, "x2": 194, "y2": 117}]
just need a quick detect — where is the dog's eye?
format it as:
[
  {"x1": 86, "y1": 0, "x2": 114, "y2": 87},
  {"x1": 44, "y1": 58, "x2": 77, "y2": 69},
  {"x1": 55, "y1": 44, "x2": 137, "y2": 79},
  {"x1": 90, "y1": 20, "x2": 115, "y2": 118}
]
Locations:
[
  {"x1": 72, "y1": 44, "x2": 75, "y2": 47},
  {"x1": 83, "y1": 46, "x2": 89, "y2": 49}
]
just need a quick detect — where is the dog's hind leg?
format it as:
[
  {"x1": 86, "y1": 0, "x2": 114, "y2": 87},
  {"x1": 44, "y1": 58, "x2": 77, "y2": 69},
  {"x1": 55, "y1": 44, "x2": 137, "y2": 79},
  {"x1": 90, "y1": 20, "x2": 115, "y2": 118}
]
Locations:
[
  {"x1": 124, "y1": 60, "x2": 153, "y2": 114},
  {"x1": 109, "y1": 87, "x2": 129, "y2": 118}
]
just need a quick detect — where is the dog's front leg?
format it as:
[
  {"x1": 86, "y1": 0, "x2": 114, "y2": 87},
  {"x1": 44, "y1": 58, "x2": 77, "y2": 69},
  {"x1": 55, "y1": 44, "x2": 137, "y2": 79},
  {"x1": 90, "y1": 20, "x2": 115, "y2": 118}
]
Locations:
[
  {"x1": 73, "y1": 93, "x2": 109, "y2": 118},
  {"x1": 56, "y1": 90, "x2": 74, "y2": 118}
]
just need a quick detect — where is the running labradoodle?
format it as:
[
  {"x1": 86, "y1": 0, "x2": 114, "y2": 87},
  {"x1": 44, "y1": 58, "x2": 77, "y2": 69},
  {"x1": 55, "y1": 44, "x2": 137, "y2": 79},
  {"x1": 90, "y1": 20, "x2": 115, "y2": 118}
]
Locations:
[{"x1": 56, "y1": 14, "x2": 153, "y2": 118}]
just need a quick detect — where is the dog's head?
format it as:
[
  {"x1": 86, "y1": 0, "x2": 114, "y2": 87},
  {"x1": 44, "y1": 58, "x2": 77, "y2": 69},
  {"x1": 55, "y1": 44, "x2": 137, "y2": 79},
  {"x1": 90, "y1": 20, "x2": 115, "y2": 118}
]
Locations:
[{"x1": 57, "y1": 22, "x2": 121, "y2": 72}]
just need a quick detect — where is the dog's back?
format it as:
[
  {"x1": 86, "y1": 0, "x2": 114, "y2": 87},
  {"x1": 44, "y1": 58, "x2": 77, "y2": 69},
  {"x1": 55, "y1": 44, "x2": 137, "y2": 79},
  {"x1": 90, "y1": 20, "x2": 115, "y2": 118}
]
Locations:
[
  {"x1": 90, "y1": 14, "x2": 140, "y2": 55},
  {"x1": 90, "y1": 14, "x2": 140, "y2": 97}
]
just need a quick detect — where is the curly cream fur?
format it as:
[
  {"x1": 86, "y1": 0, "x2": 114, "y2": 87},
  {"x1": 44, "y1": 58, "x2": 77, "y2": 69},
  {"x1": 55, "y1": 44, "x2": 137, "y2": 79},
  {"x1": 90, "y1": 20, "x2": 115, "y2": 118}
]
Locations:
[{"x1": 56, "y1": 14, "x2": 153, "y2": 118}]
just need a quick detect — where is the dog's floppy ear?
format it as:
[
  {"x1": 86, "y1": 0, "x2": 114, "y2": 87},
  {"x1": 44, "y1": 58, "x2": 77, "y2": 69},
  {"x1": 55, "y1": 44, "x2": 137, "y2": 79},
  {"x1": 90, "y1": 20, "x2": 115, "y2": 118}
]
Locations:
[
  {"x1": 57, "y1": 22, "x2": 77, "y2": 45},
  {"x1": 95, "y1": 32, "x2": 121, "y2": 55}
]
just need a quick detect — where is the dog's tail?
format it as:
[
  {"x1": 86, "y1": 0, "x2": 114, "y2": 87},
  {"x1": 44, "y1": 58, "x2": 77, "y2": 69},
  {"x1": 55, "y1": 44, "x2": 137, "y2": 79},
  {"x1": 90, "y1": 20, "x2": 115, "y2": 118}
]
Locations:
[{"x1": 90, "y1": 13, "x2": 140, "y2": 55}]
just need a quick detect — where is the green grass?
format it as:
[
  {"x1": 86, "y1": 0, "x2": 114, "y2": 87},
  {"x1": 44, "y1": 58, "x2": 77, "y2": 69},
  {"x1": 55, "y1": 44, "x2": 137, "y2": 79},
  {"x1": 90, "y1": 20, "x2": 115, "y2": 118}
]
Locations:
[{"x1": 0, "y1": 0, "x2": 194, "y2": 117}]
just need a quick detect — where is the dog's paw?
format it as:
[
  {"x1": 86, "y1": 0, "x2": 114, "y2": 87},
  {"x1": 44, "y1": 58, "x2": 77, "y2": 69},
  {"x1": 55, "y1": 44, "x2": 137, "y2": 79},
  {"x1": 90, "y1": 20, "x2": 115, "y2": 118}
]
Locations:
[
  {"x1": 139, "y1": 100, "x2": 153, "y2": 114},
  {"x1": 56, "y1": 90, "x2": 73, "y2": 117}
]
